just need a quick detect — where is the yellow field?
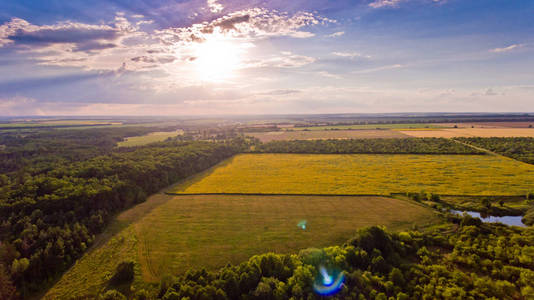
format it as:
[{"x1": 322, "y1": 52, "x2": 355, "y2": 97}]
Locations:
[
  {"x1": 247, "y1": 129, "x2": 408, "y2": 142},
  {"x1": 400, "y1": 128, "x2": 534, "y2": 138},
  {"x1": 45, "y1": 193, "x2": 438, "y2": 299},
  {"x1": 172, "y1": 154, "x2": 534, "y2": 196}
]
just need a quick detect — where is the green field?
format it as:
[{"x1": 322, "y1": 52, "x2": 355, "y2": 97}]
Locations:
[
  {"x1": 117, "y1": 130, "x2": 184, "y2": 147},
  {"x1": 172, "y1": 153, "x2": 534, "y2": 196},
  {"x1": 45, "y1": 193, "x2": 438, "y2": 299},
  {"x1": 289, "y1": 123, "x2": 446, "y2": 131}
]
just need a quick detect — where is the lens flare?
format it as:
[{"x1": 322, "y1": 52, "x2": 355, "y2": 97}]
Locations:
[
  {"x1": 297, "y1": 220, "x2": 307, "y2": 230},
  {"x1": 313, "y1": 266, "x2": 344, "y2": 296}
]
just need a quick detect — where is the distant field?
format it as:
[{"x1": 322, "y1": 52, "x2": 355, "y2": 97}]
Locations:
[
  {"x1": 437, "y1": 122, "x2": 534, "y2": 128},
  {"x1": 400, "y1": 128, "x2": 534, "y2": 138},
  {"x1": 45, "y1": 194, "x2": 438, "y2": 298},
  {"x1": 117, "y1": 130, "x2": 184, "y2": 147},
  {"x1": 172, "y1": 154, "x2": 534, "y2": 196},
  {"x1": 247, "y1": 129, "x2": 408, "y2": 142},
  {"x1": 289, "y1": 123, "x2": 446, "y2": 131},
  {"x1": 0, "y1": 120, "x2": 120, "y2": 129}
]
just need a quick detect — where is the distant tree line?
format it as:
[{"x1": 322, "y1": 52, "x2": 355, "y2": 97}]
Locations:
[
  {"x1": 455, "y1": 137, "x2": 534, "y2": 165},
  {"x1": 253, "y1": 138, "x2": 485, "y2": 155},
  {"x1": 138, "y1": 218, "x2": 534, "y2": 300},
  {"x1": 0, "y1": 135, "x2": 246, "y2": 297},
  {"x1": 0, "y1": 127, "x2": 168, "y2": 174}
]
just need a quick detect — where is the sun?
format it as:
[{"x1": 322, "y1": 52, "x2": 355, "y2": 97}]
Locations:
[{"x1": 192, "y1": 39, "x2": 242, "y2": 82}]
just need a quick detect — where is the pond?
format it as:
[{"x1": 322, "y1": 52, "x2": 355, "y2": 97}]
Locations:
[{"x1": 451, "y1": 210, "x2": 525, "y2": 227}]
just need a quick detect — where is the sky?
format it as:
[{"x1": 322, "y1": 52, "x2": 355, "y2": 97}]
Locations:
[{"x1": 0, "y1": 0, "x2": 533, "y2": 116}]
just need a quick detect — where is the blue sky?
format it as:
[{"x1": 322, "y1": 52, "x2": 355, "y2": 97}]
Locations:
[{"x1": 0, "y1": 0, "x2": 533, "y2": 116}]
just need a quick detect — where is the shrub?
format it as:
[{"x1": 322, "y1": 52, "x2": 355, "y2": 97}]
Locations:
[{"x1": 110, "y1": 261, "x2": 135, "y2": 285}]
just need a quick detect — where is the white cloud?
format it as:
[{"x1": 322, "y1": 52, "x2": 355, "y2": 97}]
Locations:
[
  {"x1": 207, "y1": 0, "x2": 224, "y2": 13},
  {"x1": 326, "y1": 31, "x2": 344, "y2": 38},
  {"x1": 490, "y1": 44, "x2": 523, "y2": 53},
  {"x1": 156, "y1": 8, "x2": 333, "y2": 44},
  {"x1": 245, "y1": 51, "x2": 316, "y2": 68},
  {"x1": 352, "y1": 64, "x2": 403, "y2": 74},
  {"x1": 368, "y1": 0, "x2": 446, "y2": 8},
  {"x1": 332, "y1": 51, "x2": 371, "y2": 59},
  {"x1": 369, "y1": 0, "x2": 403, "y2": 8},
  {"x1": 317, "y1": 71, "x2": 342, "y2": 79}
]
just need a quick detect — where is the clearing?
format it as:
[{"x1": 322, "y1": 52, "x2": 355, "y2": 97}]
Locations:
[
  {"x1": 171, "y1": 153, "x2": 534, "y2": 196},
  {"x1": 117, "y1": 130, "x2": 184, "y2": 147}
]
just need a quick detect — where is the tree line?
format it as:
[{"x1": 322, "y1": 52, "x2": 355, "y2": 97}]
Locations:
[
  {"x1": 455, "y1": 137, "x2": 534, "y2": 165},
  {"x1": 253, "y1": 138, "x2": 485, "y2": 155}
]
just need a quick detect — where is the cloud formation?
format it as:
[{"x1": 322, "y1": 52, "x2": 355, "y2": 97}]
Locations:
[
  {"x1": 0, "y1": 8, "x2": 331, "y2": 75},
  {"x1": 490, "y1": 44, "x2": 523, "y2": 53},
  {"x1": 332, "y1": 51, "x2": 371, "y2": 59},
  {"x1": 368, "y1": 0, "x2": 402, "y2": 8},
  {"x1": 326, "y1": 31, "x2": 344, "y2": 38}
]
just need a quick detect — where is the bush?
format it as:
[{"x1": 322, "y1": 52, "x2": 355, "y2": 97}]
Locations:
[{"x1": 110, "y1": 261, "x2": 135, "y2": 285}]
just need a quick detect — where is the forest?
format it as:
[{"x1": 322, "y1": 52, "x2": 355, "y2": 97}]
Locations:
[
  {"x1": 0, "y1": 128, "x2": 246, "y2": 297},
  {"x1": 253, "y1": 138, "x2": 484, "y2": 154},
  {"x1": 455, "y1": 137, "x2": 534, "y2": 165}
]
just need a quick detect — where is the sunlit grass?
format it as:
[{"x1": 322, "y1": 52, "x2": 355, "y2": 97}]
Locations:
[
  {"x1": 172, "y1": 153, "x2": 534, "y2": 196},
  {"x1": 117, "y1": 130, "x2": 183, "y2": 147},
  {"x1": 45, "y1": 194, "x2": 439, "y2": 299}
]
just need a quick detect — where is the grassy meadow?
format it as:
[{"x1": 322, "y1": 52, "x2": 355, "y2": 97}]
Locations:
[
  {"x1": 117, "y1": 130, "x2": 184, "y2": 147},
  {"x1": 172, "y1": 153, "x2": 534, "y2": 196},
  {"x1": 45, "y1": 194, "x2": 438, "y2": 298}
]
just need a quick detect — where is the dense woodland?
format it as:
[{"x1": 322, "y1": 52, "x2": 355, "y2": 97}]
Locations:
[
  {"x1": 0, "y1": 128, "x2": 246, "y2": 297},
  {"x1": 456, "y1": 137, "x2": 534, "y2": 165},
  {"x1": 253, "y1": 138, "x2": 484, "y2": 154},
  {"x1": 129, "y1": 217, "x2": 534, "y2": 300},
  {"x1": 0, "y1": 127, "x2": 162, "y2": 174}
]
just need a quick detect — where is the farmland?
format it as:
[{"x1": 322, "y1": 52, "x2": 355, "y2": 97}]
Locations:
[
  {"x1": 400, "y1": 128, "x2": 534, "y2": 138},
  {"x1": 247, "y1": 129, "x2": 408, "y2": 142},
  {"x1": 289, "y1": 123, "x2": 446, "y2": 131},
  {"x1": 44, "y1": 193, "x2": 438, "y2": 299},
  {"x1": 117, "y1": 130, "x2": 184, "y2": 147},
  {"x1": 172, "y1": 153, "x2": 534, "y2": 196}
]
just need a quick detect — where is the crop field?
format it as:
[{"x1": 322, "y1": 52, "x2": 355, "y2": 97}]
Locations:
[
  {"x1": 437, "y1": 122, "x2": 534, "y2": 128},
  {"x1": 45, "y1": 194, "x2": 438, "y2": 298},
  {"x1": 117, "y1": 130, "x2": 184, "y2": 147},
  {"x1": 400, "y1": 128, "x2": 534, "y2": 138},
  {"x1": 247, "y1": 129, "x2": 408, "y2": 142},
  {"x1": 172, "y1": 154, "x2": 534, "y2": 196},
  {"x1": 289, "y1": 123, "x2": 446, "y2": 131}
]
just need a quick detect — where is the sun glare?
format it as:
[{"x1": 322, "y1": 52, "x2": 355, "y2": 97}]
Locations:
[{"x1": 193, "y1": 39, "x2": 242, "y2": 82}]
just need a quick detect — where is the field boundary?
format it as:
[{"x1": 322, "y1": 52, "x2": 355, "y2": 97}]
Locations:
[
  {"x1": 165, "y1": 192, "x2": 529, "y2": 197},
  {"x1": 248, "y1": 151, "x2": 487, "y2": 155}
]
